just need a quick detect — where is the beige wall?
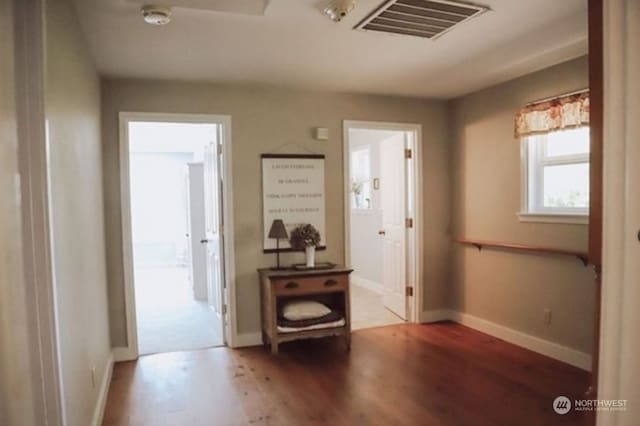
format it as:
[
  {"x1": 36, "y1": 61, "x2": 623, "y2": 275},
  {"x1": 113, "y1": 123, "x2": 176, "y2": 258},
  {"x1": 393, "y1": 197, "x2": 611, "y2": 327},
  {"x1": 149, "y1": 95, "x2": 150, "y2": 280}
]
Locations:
[
  {"x1": 449, "y1": 56, "x2": 595, "y2": 354},
  {"x1": 46, "y1": 0, "x2": 112, "y2": 424},
  {"x1": 101, "y1": 80, "x2": 452, "y2": 345}
]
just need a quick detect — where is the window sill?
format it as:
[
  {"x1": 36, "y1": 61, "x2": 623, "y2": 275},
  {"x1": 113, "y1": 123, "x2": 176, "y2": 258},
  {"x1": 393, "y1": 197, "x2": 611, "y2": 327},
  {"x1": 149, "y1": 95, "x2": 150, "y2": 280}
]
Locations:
[
  {"x1": 351, "y1": 208, "x2": 375, "y2": 216},
  {"x1": 518, "y1": 212, "x2": 589, "y2": 225}
]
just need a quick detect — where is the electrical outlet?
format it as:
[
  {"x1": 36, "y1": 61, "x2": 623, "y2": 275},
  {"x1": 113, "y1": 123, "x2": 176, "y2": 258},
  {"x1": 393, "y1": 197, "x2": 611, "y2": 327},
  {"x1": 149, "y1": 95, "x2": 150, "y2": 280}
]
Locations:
[
  {"x1": 91, "y1": 366, "x2": 97, "y2": 389},
  {"x1": 544, "y1": 309, "x2": 552, "y2": 326}
]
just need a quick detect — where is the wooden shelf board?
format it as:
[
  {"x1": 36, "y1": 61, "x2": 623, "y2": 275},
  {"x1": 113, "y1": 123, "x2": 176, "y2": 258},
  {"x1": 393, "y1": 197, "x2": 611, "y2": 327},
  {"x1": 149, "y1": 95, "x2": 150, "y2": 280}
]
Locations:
[{"x1": 455, "y1": 238, "x2": 589, "y2": 266}]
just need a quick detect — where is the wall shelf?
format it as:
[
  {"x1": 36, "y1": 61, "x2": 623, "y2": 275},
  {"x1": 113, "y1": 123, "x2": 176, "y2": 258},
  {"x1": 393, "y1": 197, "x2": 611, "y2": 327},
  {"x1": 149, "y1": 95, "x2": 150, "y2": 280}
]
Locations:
[{"x1": 455, "y1": 238, "x2": 589, "y2": 266}]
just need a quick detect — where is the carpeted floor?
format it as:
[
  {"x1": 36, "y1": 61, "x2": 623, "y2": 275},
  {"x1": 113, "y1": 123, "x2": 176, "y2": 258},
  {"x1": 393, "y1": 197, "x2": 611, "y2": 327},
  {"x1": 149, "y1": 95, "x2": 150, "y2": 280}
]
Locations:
[{"x1": 134, "y1": 267, "x2": 223, "y2": 355}]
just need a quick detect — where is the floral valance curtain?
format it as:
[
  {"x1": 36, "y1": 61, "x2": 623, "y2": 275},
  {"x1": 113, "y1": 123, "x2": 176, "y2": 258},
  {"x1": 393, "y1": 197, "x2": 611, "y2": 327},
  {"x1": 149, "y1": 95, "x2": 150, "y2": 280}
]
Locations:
[{"x1": 515, "y1": 91, "x2": 589, "y2": 138}]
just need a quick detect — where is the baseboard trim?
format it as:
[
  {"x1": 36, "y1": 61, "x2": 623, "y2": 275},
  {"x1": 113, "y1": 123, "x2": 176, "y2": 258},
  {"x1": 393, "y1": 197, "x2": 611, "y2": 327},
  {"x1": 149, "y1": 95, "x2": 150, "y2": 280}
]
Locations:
[
  {"x1": 450, "y1": 312, "x2": 592, "y2": 371},
  {"x1": 232, "y1": 332, "x2": 262, "y2": 348},
  {"x1": 351, "y1": 275, "x2": 384, "y2": 295},
  {"x1": 420, "y1": 310, "x2": 591, "y2": 371},
  {"x1": 91, "y1": 352, "x2": 114, "y2": 426},
  {"x1": 113, "y1": 346, "x2": 137, "y2": 362},
  {"x1": 420, "y1": 309, "x2": 454, "y2": 323}
]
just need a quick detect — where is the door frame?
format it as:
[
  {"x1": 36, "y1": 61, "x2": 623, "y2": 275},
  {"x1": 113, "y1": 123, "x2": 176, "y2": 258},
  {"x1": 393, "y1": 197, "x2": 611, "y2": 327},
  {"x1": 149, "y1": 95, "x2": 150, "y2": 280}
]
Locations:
[
  {"x1": 118, "y1": 112, "x2": 236, "y2": 360},
  {"x1": 597, "y1": 0, "x2": 640, "y2": 421},
  {"x1": 342, "y1": 120, "x2": 424, "y2": 323},
  {"x1": 8, "y1": 0, "x2": 65, "y2": 423}
]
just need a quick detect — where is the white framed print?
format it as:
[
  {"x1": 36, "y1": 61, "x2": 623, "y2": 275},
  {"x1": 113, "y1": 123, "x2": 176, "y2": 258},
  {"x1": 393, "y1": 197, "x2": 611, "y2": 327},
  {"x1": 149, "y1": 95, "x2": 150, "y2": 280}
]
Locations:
[{"x1": 261, "y1": 154, "x2": 326, "y2": 252}]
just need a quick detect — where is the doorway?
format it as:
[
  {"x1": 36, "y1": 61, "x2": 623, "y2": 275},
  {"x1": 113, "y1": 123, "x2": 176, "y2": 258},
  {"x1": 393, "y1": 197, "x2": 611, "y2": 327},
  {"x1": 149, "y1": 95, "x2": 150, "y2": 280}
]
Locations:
[
  {"x1": 120, "y1": 113, "x2": 233, "y2": 357},
  {"x1": 343, "y1": 121, "x2": 423, "y2": 330}
]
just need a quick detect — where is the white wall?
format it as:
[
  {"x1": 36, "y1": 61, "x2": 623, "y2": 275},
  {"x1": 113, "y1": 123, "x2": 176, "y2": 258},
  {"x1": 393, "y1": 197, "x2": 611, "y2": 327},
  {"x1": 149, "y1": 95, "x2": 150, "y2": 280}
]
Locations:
[
  {"x1": 45, "y1": 0, "x2": 111, "y2": 424},
  {"x1": 130, "y1": 152, "x2": 193, "y2": 267},
  {"x1": 0, "y1": 1, "x2": 42, "y2": 423}
]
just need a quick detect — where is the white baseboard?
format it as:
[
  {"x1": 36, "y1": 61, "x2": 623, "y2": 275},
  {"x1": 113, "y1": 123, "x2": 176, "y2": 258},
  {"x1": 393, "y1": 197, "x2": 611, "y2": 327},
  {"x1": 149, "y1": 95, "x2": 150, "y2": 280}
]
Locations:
[
  {"x1": 231, "y1": 332, "x2": 262, "y2": 348},
  {"x1": 351, "y1": 275, "x2": 384, "y2": 295},
  {"x1": 91, "y1": 352, "x2": 114, "y2": 426},
  {"x1": 420, "y1": 309, "x2": 454, "y2": 323},
  {"x1": 449, "y1": 312, "x2": 592, "y2": 371},
  {"x1": 113, "y1": 346, "x2": 137, "y2": 362},
  {"x1": 420, "y1": 310, "x2": 591, "y2": 371}
]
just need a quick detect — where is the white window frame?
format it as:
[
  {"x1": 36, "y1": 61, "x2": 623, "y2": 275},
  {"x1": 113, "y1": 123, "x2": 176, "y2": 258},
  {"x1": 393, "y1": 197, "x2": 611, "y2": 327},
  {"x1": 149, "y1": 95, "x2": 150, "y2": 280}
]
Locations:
[
  {"x1": 519, "y1": 130, "x2": 590, "y2": 225},
  {"x1": 350, "y1": 146, "x2": 372, "y2": 210}
]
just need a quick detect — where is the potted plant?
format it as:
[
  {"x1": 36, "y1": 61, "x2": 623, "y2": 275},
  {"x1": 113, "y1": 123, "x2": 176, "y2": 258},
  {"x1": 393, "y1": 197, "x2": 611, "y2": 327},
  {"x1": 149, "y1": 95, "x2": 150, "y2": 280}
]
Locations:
[
  {"x1": 290, "y1": 223, "x2": 321, "y2": 267},
  {"x1": 351, "y1": 180, "x2": 363, "y2": 208}
]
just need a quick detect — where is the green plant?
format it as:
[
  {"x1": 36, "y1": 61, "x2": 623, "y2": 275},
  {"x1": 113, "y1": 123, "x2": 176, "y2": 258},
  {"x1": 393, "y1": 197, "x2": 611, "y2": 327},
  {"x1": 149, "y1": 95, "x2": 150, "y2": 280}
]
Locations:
[
  {"x1": 289, "y1": 223, "x2": 321, "y2": 249},
  {"x1": 351, "y1": 180, "x2": 363, "y2": 195}
]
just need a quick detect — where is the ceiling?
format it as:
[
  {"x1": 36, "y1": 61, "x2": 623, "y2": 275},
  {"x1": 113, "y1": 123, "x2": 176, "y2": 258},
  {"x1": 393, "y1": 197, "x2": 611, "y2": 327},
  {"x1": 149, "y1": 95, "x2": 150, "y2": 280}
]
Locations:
[{"x1": 72, "y1": 0, "x2": 588, "y2": 99}]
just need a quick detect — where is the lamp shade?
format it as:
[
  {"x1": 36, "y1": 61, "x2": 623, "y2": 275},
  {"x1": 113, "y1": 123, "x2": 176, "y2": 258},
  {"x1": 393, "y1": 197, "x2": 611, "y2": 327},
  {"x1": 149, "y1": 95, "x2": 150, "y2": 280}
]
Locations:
[{"x1": 268, "y1": 219, "x2": 288, "y2": 239}]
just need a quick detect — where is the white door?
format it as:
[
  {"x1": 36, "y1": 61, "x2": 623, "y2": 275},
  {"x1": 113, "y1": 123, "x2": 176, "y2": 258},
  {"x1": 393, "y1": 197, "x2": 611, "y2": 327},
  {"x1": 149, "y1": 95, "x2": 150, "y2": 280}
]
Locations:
[
  {"x1": 202, "y1": 132, "x2": 225, "y2": 339},
  {"x1": 186, "y1": 163, "x2": 208, "y2": 301},
  {"x1": 379, "y1": 134, "x2": 407, "y2": 319}
]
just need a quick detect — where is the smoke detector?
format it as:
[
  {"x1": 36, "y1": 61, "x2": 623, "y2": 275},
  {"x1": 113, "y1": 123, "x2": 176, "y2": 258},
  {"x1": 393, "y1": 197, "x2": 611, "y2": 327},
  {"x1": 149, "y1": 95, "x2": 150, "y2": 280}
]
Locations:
[
  {"x1": 141, "y1": 5, "x2": 172, "y2": 25},
  {"x1": 324, "y1": 0, "x2": 356, "y2": 22}
]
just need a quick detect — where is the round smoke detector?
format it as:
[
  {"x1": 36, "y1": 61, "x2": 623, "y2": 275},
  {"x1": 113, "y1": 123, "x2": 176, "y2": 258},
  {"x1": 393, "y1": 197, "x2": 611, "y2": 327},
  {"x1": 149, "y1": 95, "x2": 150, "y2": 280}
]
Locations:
[{"x1": 141, "y1": 5, "x2": 172, "y2": 25}]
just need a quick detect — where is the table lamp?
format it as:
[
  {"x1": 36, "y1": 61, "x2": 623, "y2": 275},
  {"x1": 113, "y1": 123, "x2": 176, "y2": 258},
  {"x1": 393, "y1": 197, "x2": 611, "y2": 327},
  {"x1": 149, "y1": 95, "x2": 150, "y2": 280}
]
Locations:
[{"x1": 268, "y1": 219, "x2": 289, "y2": 270}]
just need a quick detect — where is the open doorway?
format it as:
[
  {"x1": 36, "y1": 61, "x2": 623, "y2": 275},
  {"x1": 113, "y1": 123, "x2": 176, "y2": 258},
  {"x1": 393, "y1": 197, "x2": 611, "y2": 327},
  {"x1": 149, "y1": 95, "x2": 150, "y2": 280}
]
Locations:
[
  {"x1": 344, "y1": 121, "x2": 422, "y2": 330},
  {"x1": 121, "y1": 115, "x2": 231, "y2": 356}
]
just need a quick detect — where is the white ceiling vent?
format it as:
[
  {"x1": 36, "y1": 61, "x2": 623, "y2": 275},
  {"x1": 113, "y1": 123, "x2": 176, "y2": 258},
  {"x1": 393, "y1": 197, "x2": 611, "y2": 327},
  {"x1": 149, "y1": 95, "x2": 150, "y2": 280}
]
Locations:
[{"x1": 356, "y1": 0, "x2": 489, "y2": 40}]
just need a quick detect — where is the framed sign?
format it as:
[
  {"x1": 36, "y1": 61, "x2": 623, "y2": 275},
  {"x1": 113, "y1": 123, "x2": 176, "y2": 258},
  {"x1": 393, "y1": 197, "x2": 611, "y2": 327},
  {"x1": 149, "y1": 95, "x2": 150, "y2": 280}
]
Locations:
[{"x1": 262, "y1": 154, "x2": 326, "y2": 252}]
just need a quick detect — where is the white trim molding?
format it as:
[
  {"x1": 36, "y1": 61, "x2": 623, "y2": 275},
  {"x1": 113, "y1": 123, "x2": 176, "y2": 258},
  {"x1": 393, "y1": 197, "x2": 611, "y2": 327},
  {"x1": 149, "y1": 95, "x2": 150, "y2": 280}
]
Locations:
[
  {"x1": 233, "y1": 332, "x2": 262, "y2": 348},
  {"x1": 449, "y1": 312, "x2": 591, "y2": 371},
  {"x1": 91, "y1": 352, "x2": 114, "y2": 426},
  {"x1": 420, "y1": 310, "x2": 591, "y2": 371},
  {"x1": 12, "y1": 0, "x2": 65, "y2": 424},
  {"x1": 420, "y1": 309, "x2": 453, "y2": 323},
  {"x1": 112, "y1": 346, "x2": 137, "y2": 363},
  {"x1": 597, "y1": 0, "x2": 640, "y2": 424},
  {"x1": 517, "y1": 212, "x2": 588, "y2": 225},
  {"x1": 118, "y1": 112, "x2": 237, "y2": 357},
  {"x1": 343, "y1": 120, "x2": 424, "y2": 324},
  {"x1": 350, "y1": 275, "x2": 384, "y2": 295}
]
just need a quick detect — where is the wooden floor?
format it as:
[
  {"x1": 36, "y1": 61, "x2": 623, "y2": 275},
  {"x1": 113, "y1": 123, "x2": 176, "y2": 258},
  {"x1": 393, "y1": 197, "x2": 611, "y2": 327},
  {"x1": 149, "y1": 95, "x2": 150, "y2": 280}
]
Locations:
[{"x1": 103, "y1": 322, "x2": 590, "y2": 426}]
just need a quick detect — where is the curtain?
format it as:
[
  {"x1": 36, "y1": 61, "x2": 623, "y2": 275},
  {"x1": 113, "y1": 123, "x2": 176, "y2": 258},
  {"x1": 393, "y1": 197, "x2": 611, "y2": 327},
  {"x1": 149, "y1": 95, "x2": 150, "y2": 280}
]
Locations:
[{"x1": 515, "y1": 91, "x2": 589, "y2": 138}]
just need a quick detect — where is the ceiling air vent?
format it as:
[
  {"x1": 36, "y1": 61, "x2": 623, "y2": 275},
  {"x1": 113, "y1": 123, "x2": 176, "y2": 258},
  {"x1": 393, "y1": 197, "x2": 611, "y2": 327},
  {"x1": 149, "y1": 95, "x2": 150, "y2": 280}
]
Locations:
[{"x1": 355, "y1": 0, "x2": 489, "y2": 40}]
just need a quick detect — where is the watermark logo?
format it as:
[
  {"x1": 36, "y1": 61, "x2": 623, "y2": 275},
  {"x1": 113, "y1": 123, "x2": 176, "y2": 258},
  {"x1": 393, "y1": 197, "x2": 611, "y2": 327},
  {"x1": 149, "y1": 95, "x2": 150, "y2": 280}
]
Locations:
[
  {"x1": 553, "y1": 396, "x2": 571, "y2": 415},
  {"x1": 553, "y1": 396, "x2": 628, "y2": 414}
]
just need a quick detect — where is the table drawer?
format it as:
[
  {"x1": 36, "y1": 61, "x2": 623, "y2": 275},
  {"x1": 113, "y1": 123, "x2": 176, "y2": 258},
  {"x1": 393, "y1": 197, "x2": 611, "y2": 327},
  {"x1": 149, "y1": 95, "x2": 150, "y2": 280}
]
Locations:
[{"x1": 273, "y1": 274, "x2": 348, "y2": 296}]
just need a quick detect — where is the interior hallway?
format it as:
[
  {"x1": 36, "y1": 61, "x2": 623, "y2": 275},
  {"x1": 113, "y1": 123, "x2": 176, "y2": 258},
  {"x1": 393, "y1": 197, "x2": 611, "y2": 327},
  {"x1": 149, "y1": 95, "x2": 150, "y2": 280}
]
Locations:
[
  {"x1": 350, "y1": 283, "x2": 405, "y2": 330},
  {"x1": 102, "y1": 322, "x2": 589, "y2": 426},
  {"x1": 134, "y1": 267, "x2": 222, "y2": 355}
]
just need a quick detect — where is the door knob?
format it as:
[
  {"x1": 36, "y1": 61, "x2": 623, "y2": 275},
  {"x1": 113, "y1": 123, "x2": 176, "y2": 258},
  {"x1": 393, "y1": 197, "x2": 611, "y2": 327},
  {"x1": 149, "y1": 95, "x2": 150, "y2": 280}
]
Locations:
[
  {"x1": 378, "y1": 230, "x2": 386, "y2": 235},
  {"x1": 200, "y1": 239, "x2": 209, "y2": 244}
]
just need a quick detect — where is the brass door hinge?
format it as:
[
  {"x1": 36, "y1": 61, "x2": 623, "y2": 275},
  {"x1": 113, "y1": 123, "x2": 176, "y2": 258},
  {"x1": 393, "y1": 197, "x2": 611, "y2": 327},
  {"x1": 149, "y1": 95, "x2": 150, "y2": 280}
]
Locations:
[
  {"x1": 406, "y1": 286, "x2": 414, "y2": 297},
  {"x1": 405, "y1": 218, "x2": 413, "y2": 228},
  {"x1": 404, "y1": 148, "x2": 412, "y2": 159},
  {"x1": 222, "y1": 304, "x2": 227, "y2": 315},
  {"x1": 217, "y1": 142, "x2": 223, "y2": 155}
]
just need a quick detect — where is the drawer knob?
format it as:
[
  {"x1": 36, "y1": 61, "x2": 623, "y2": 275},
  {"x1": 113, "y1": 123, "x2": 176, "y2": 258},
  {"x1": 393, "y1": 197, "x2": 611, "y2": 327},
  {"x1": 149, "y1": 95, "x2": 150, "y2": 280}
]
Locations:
[
  {"x1": 284, "y1": 281, "x2": 299, "y2": 289},
  {"x1": 324, "y1": 279, "x2": 338, "y2": 287}
]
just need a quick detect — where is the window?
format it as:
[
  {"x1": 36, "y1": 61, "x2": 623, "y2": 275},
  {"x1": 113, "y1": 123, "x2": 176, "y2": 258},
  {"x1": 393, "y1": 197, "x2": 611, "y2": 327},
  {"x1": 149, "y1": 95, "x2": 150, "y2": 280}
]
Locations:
[
  {"x1": 521, "y1": 127, "x2": 590, "y2": 223},
  {"x1": 350, "y1": 148, "x2": 371, "y2": 209}
]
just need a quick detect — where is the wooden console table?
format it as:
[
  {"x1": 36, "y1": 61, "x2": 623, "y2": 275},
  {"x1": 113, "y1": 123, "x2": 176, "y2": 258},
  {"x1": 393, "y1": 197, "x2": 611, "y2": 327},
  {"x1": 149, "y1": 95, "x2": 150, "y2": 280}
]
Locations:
[{"x1": 257, "y1": 267, "x2": 353, "y2": 355}]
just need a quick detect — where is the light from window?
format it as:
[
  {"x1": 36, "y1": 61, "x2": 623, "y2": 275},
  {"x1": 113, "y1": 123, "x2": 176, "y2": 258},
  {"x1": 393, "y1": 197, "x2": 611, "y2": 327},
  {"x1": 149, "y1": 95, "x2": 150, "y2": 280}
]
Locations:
[
  {"x1": 523, "y1": 127, "x2": 590, "y2": 215},
  {"x1": 351, "y1": 148, "x2": 371, "y2": 209}
]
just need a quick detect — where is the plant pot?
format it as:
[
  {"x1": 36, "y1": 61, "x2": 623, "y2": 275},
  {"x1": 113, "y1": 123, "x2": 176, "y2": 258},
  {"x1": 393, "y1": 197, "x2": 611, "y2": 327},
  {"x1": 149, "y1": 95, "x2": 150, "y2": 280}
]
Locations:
[{"x1": 305, "y1": 245, "x2": 316, "y2": 267}]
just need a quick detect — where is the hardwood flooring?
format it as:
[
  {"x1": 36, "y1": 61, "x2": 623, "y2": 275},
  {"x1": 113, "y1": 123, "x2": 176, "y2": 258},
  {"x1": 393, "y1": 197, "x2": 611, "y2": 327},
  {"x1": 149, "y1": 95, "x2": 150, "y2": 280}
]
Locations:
[{"x1": 102, "y1": 322, "x2": 590, "y2": 426}]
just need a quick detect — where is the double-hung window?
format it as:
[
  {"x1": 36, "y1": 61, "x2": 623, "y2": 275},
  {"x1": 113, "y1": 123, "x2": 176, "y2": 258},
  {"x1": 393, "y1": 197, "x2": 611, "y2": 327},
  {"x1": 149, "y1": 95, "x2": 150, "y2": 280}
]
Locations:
[{"x1": 516, "y1": 91, "x2": 590, "y2": 224}]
